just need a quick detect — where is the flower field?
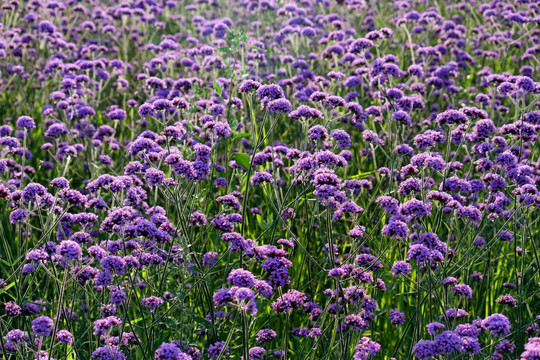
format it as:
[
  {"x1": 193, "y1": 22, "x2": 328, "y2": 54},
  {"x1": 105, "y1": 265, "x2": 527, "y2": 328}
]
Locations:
[{"x1": 0, "y1": 0, "x2": 540, "y2": 359}]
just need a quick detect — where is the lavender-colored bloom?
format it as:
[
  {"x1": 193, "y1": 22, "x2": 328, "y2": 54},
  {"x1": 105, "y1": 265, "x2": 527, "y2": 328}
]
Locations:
[
  {"x1": 330, "y1": 129, "x2": 351, "y2": 148},
  {"x1": 382, "y1": 220, "x2": 410, "y2": 239},
  {"x1": 16, "y1": 116, "x2": 35, "y2": 130},
  {"x1": 208, "y1": 342, "x2": 229, "y2": 358},
  {"x1": 56, "y1": 330, "x2": 73, "y2": 345},
  {"x1": 227, "y1": 269, "x2": 256, "y2": 287},
  {"x1": 349, "y1": 38, "x2": 374, "y2": 53},
  {"x1": 452, "y1": 283, "x2": 473, "y2": 299},
  {"x1": 256, "y1": 329, "x2": 277, "y2": 344},
  {"x1": 32, "y1": 316, "x2": 54, "y2": 337},
  {"x1": 389, "y1": 309, "x2": 405, "y2": 326},
  {"x1": 391, "y1": 261, "x2": 412, "y2": 276},
  {"x1": 107, "y1": 109, "x2": 127, "y2": 121},
  {"x1": 271, "y1": 290, "x2": 307, "y2": 313},
  {"x1": 413, "y1": 340, "x2": 437, "y2": 359},
  {"x1": 427, "y1": 322, "x2": 445, "y2": 335},
  {"x1": 239, "y1": 80, "x2": 261, "y2": 93},
  {"x1": 483, "y1": 313, "x2": 511, "y2": 337},
  {"x1": 267, "y1": 98, "x2": 292, "y2": 114},
  {"x1": 249, "y1": 347, "x2": 266, "y2": 359},
  {"x1": 9, "y1": 209, "x2": 29, "y2": 224},
  {"x1": 496, "y1": 294, "x2": 518, "y2": 307},
  {"x1": 91, "y1": 347, "x2": 127, "y2": 360},
  {"x1": 353, "y1": 337, "x2": 381, "y2": 360},
  {"x1": 251, "y1": 171, "x2": 274, "y2": 185},
  {"x1": 521, "y1": 338, "x2": 540, "y2": 360},
  {"x1": 155, "y1": 342, "x2": 191, "y2": 360},
  {"x1": 308, "y1": 125, "x2": 328, "y2": 141},
  {"x1": 5, "y1": 301, "x2": 21, "y2": 316},
  {"x1": 58, "y1": 240, "x2": 82, "y2": 260},
  {"x1": 392, "y1": 111, "x2": 412, "y2": 125},
  {"x1": 289, "y1": 105, "x2": 323, "y2": 120}
]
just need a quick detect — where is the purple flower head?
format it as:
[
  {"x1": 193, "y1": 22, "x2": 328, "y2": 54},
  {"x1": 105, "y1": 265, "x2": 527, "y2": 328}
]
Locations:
[
  {"x1": 452, "y1": 283, "x2": 473, "y2": 299},
  {"x1": 330, "y1": 129, "x2": 351, "y2": 148},
  {"x1": 92, "y1": 346, "x2": 127, "y2": 360},
  {"x1": 267, "y1": 98, "x2": 292, "y2": 114},
  {"x1": 32, "y1": 316, "x2": 54, "y2": 337},
  {"x1": 483, "y1": 313, "x2": 511, "y2": 337},
  {"x1": 5, "y1": 301, "x2": 22, "y2": 316},
  {"x1": 433, "y1": 331, "x2": 462, "y2": 355},
  {"x1": 249, "y1": 347, "x2": 266, "y2": 359},
  {"x1": 142, "y1": 296, "x2": 164, "y2": 312},
  {"x1": 227, "y1": 268, "x2": 256, "y2": 287},
  {"x1": 349, "y1": 38, "x2": 374, "y2": 53},
  {"x1": 391, "y1": 261, "x2": 412, "y2": 276},
  {"x1": 256, "y1": 329, "x2": 277, "y2": 344},
  {"x1": 208, "y1": 342, "x2": 229, "y2": 358},
  {"x1": 271, "y1": 290, "x2": 307, "y2": 313},
  {"x1": 289, "y1": 105, "x2": 323, "y2": 120},
  {"x1": 16, "y1": 116, "x2": 35, "y2": 130},
  {"x1": 389, "y1": 308, "x2": 405, "y2": 326},
  {"x1": 251, "y1": 171, "x2": 274, "y2": 185},
  {"x1": 56, "y1": 330, "x2": 73, "y2": 345},
  {"x1": 155, "y1": 342, "x2": 192, "y2": 360}
]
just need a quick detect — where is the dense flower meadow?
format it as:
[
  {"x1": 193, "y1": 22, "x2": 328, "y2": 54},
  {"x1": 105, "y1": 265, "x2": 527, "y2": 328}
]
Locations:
[{"x1": 0, "y1": 0, "x2": 540, "y2": 359}]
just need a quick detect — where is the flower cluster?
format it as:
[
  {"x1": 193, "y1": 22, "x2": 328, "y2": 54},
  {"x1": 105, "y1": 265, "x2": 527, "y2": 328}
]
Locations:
[{"x1": 0, "y1": 0, "x2": 538, "y2": 359}]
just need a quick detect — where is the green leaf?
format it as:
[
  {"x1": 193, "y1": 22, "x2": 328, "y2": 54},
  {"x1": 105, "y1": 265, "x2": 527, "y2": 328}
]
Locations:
[
  {"x1": 193, "y1": 316, "x2": 214, "y2": 329},
  {"x1": 348, "y1": 171, "x2": 375, "y2": 179},
  {"x1": 234, "y1": 132, "x2": 251, "y2": 140},
  {"x1": 192, "y1": 134, "x2": 204, "y2": 143},
  {"x1": 234, "y1": 152, "x2": 250, "y2": 170},
  {"x1": 214, "y1": 81, "x2": 223, "y2": 98}
]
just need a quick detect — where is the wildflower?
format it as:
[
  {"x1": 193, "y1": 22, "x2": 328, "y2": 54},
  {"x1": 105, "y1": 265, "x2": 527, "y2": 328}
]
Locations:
[{"x1": 32, "y1": 316, "x2": 54, "y2": 337}]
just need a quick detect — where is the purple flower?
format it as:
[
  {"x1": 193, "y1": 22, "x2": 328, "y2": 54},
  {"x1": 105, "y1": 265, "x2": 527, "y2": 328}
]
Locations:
[
  {"x1": 349, "y1": 38, "x2": 374, "y2": 53},
  {"x1": 382, "y1": 220, "x2": 410, "y2": 239},
  {"x1": 483, "y1": 313, "x2": 511, "y2": 337},
  {"x1": 107, "y1": 108, "x2": 127, "y2": 121},
  {"x1": 271, "y1": 290, "x2": 307, "y2": 313},
  {"x1": 496, "y1": 294, "x2": 518, "y2": 307},
  {"x1": 155, "y1": 342, "x2": 191, "y2": 360},
  {"x1": 330, "y1": 129, "x2": 351, "y2": 148},
  {"x1": 389, "y1": 309, "x2": 405, "y2": 326},
  {"x1": 433, "y1": 331, "x2": 462, "y2": 355},
  {"x1": 256, "y1": 329, "x2": 277, "y2": 344},
  {"x1": 142, "y1": 296, "x2": 164, "y2": 312},
  {"x1": 32, "y1": 316, "x2": 54, "y2": 337},
  {"x1": 391, "y1": 261, "x2": 412, "y2": 276},
  {"x1": 58, "y1": 240, "x2": 82, "y2": 261},
  {"x1": 5, "y1": 301, "x2": 21, "y2": 316},
  {"x1": 227, "y1": 269, "x2": 256, "y2": 287},
  {"x1": 251, "y1": 171, "x2": 274, "y2": 185},
  {"x1": 91, "y1": 346, "x2": 127, "y2": 360},
  {"x1": 9, "y1": 209, "x2": 29, "y2": 224},
  {"x1": 353, "y1": 337, "x2": 381, "y2": 360},
  {"x1": 392, "y1": 110, "x2": 412, "y2": 125},
  {"x1": 427, "y1": 322, "x2": 445, "y2": 335},
  {"x1": 452, "y1": 283, "x2": 473, "y2": 299},
  {"x1": 267, "y1": 98, "x2": 292, "y2": 114},
  {"x1": 413, "y1": 340, "x2": 437, "y2": 359},
  {"x1": 208, "y1": 342, "x2": 229, "y2": 358},
  {"x1": 239, "y1": 80, "x2": 261, "y2": 93},
  {"x1": 521, "y1": 338, "x2": 540, "y2": 360},
  {"x1": 249, "y1": 347, "x2": 266, "y2": 359},
  {"x1": 289, "y1": 105, "x2": 323, "y2": 120},
  {"x1": 16, "y1": 116, "x2": 35, "y2": 130},
  {"x1": 56, "y1": 330, "x2": 73, "y2": 345}
]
